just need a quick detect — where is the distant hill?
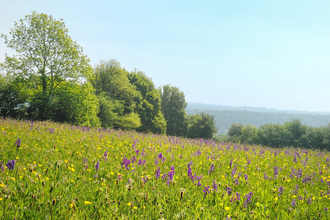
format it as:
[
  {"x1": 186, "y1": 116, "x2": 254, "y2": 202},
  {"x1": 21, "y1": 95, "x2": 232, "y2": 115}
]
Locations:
[
  {"x1": 186, "y1": 103, "x2": 330, "y2": 134},
  {"x1": 187, "y1": 103, "x2": 330, "y2": 115}
]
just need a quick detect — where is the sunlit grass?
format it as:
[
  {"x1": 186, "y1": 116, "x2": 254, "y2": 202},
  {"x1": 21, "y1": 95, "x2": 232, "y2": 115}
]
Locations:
[{"x1": 0, "y1": 118, "x2": 329, "y2": 219}]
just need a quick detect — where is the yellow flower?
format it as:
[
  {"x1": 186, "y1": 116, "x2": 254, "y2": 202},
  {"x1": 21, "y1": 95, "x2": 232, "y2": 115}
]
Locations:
[
  {"x1": 225, "y1": 207, "x2": 230, "y2": 211},
  {"x1": 127, "y1": 203, "x2": 131, "y2": 206},
  {"x1": 0, "y1": 198, "x2": 3, "y2": 201},
  {"x1": 85, "y1": 201, "x2": 92, "y2": 205},
  {"x1": 0, "y1": 184, "x2": 5, "y2": 187},
  {"x1": 70, "y1": 204, "x2": 74, "y2": 208},
  {"x1": 133, "y1": 206, "x2": 137, "y2": 209},
  {"x1": 275, "y1": 197, "x2": 278, "y2": 201}
]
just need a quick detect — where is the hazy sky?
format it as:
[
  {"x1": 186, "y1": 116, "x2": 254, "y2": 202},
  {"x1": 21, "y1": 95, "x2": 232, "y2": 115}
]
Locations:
[{"x1": 1, "y1": 0, "x2": 330, "y2": 112}]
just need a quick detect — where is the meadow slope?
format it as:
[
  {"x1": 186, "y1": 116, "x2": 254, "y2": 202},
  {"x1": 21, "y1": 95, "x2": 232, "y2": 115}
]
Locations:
[{"x1": 0, "y1": 118, "x2": 330, "y2": 219}]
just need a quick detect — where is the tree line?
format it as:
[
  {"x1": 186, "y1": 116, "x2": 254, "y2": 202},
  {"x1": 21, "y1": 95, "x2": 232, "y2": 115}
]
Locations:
[
  {"x1": 224, "y1": 119, "x2": 330, "y2": 150},
  {"x1": 186, "y1": 109, "x2": 330, "y2": 134},
  {"x1": 0, "y1": 12, "x2": 218, "y2": 140}
]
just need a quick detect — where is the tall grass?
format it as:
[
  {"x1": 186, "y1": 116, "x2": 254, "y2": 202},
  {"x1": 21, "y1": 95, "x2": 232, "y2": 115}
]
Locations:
[{"x1": 0, "y1": 118, "x2": 329, "y2": 219}]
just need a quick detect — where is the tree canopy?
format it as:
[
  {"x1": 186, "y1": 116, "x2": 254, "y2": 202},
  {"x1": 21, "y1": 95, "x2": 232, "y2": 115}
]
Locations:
[
  {"x1": 0, "y1": 11, "x2": 98, "y2": 125},
  {"x1": 160, "y1": 84, "x2": 187, "y2": 136}
]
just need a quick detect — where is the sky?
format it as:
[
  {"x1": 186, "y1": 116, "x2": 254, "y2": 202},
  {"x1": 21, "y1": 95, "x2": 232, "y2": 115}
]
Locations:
[{"x1": 1, "y1": 0, "x2": 330, "y2": 112}]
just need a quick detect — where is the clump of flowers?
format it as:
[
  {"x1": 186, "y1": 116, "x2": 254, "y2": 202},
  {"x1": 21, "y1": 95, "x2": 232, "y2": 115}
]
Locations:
[{"x1": 6, "y1": 160, "x2": 16, "y2": 170}]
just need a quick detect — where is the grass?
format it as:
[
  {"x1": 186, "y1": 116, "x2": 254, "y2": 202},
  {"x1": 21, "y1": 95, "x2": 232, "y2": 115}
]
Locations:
[{"x1": 0, "y1": 118, "x2": 330, "y2": 219}]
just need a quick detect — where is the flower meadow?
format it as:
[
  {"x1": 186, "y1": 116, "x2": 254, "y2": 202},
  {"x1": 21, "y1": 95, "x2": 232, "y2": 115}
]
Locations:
[{"x1": 0, "y1": 119, "x2": 330, "y2": 219}]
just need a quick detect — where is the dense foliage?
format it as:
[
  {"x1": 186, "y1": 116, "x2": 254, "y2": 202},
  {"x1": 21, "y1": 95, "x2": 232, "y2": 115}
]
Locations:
[
  {"x1": 160, "y1": 84, "x2": 188, "y2": 137},
  {"x1": 227, "y1": 119, "x2": 330, "y2": 150},
  {"x1": 186, "y1": 109, "x2": 330, "y2": 135},
  {"x1": 1, "y1": 119, "x2": 330, "y2": 219}
]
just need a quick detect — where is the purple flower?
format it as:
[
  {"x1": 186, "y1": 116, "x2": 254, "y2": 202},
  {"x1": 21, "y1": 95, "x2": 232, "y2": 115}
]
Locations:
[
  {"x1": 135, "y1": 149, "x2": 139, "y2": 155},
  {"x1": 244, "y1": 191, "x2": 253, "y2": 208},
  {"x1": 203, "y1": 186, "x2": 210, "y2": 197},
  {"x1": 274, "y1": 166, "x2": 279, "y2": 177},
  {"x1": 103, "y1": 151, "x2": 108, "y2": 158},
  {"x1": 226, "y1": 186, "x2": 233, "y2": 195},
  {"x1": 236, "y1": 192, "x2": 241, "y2": 201},
  {"x1": 154, "y1": 158, "x2": 158, "y2": 165},
  {"x1": 121, "y1": 157, "x2": 131, "y2": 170},
  {"x1": 15, "y1": 138, "x2": 21, "y2": 149},
  {"x1": 158, "y1": 153, "x2": 163, "y2": 159},
  {"x1": 155, "y1": 167, "x2": 160, "y2": 179},
  {"x1": 209, "y1": 164, "x2": 215, "y2": 175},
  {"x1": 307, "y1": 198, "x2": 312, "y2": 204},
  {"x1": 0, "y1": 161, "x2": 4, "y2": 171},
  {"x1": 244, "y1": 174, "x2": 248, "y2": 181},
  {"x1": 6, "y1": 160, "x2": 16, "y2": 170},
  {"x1": 229, "y1": 159, "x2": 233, "y2": 168},
  {"x1": 325, "y1": 207, "x2": 328, "y2": 212},
  {"x1": 168, "y1": 171, "x2": 174, "y2": 181},
  {"x1": 234, "y1": 178, "x2": 239, "y2": 185},
  {"x1": 95, "y1": 161, "x2": 100, "y2": 171},
  {"x1": 278, "y1": 186, "x2": 283, "y2": 196},
  {"x1": 137, "y1": 159, "x2": 142, "y2": 166},
  {"x1": 293, "y1": 155, "x2": 297, "y2": 163},
  {"x1": 83, "y1": 158, "x2": 88, "y2": 169},
  {"x1": 212, "y1": 180, "x2": 218, "y2": 192},
  {"x1": 291, "y1": 199, "x2": 296, "y2": 207}
]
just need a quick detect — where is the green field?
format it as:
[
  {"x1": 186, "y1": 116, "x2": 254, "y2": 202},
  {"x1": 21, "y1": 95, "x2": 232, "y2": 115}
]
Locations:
[{"x1": 0, "y1": 118, "x2": 329, "y2": 219}]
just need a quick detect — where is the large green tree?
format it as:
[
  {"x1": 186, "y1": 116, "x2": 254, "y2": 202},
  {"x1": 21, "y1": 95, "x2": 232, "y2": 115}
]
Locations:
[
  {"x1": 89, "y1": 60, "x2": 141, "y2": 130},
  {"x1": 187, "y1": 113, "x2": 217, "y2": 139},
  {"x1": 160, "y1": 84, "x2": 187, "y2": 136},
  {"x1": 128, "y1": 71, "x2": 166, "y2": 134},
  {"x1": 1, "y1": 11, "x2": 93, "y2": 121}
]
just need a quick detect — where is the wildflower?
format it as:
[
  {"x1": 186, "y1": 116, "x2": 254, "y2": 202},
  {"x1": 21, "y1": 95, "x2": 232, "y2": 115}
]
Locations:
[
  {"x1": 274, "y1": 166, "x2": 279, "y2": 178},
  {"x1": 209, "y1": 164, "x2": 215, "y2": 175},
  {"x1": 203, "y1": 186, "x2": 210, "y2": 197},
  {"x1": 225, "y1": 207, "x2": 230, "y2": 211},
  {"x1": 236, "y1": 192, "x2": 241, "y2": 201},
  {"x1": 6, "y1": 160, "x2": 16, "y2": 170},
  {"x1": 103, "y1": 151, "x2": 108, "y2": 158},
  {"x1": 85, "y1": 201, "x2": 91, "y2": 205},
  {"x1": 325, "y1": 207, "x2": 328, "y2": 212},
  {"x1": 137, "y1": 159, "x2": 142, "y2": 166},
  {"x1": 155, "y1": 167, "x2": 161, "y2": 179},
  {"x1": 229, "y1": 159, "x2": 233, "y2": 168},
  {"x1": 226, "y1": 186, "x2": 233, "y2": 195},
  {"x1": 307, "y1": 198, "x2": 312, "y2": 204},
  {"x1": 212, "y1": 180, "x2": 218, "y2": 192},
  {"x1": 234, "y1": 178, "x2": 239, "y2": 185},
  {"x1": 244, "y1": 174, "x2": 248, "y2": 181},
  {"x1": 15, "y1": 138, "x2": 21, "y2": 149},
  {"x1": 95, "y1": 161, "x2": 100, "y2": 171},
  {"x1": 291, "y1": 199, "x2": 296, "y2": 207},
  {"x1": 244, "y1": 191, "x2": 253, "y2": 208},
  {"x1": 158, "y1": 153, "x2": 163, "y2": 159},
  {"x1": 278, "y1": 186, "x2": 283, "y2": 196}
]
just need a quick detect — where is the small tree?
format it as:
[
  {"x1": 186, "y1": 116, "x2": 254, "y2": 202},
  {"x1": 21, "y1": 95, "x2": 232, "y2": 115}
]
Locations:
[{"x1": 187, "y1": 113, "x2": 217, "y2": 139}]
